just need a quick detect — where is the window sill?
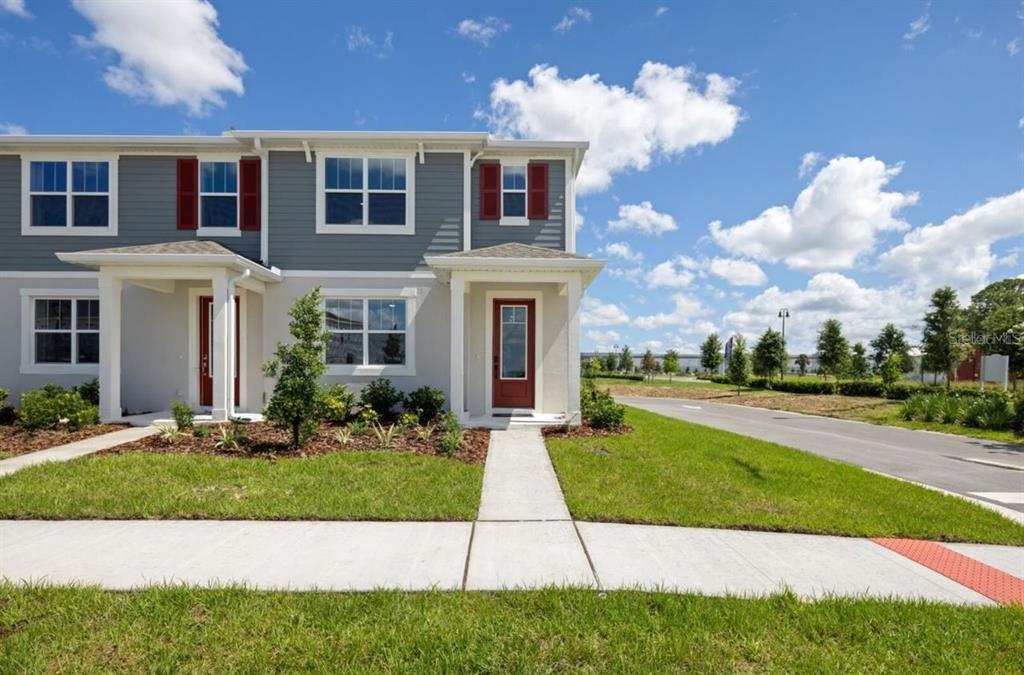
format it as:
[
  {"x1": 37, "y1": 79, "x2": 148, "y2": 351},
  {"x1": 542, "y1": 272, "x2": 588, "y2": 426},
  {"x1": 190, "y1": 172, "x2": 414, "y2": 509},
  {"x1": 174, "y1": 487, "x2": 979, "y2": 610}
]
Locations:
[
  {"x1": 499, "y1": 217, "x2": 529, "y2": 227},
  {"x1": 21, "y1": 363, "x2": 99, "y2": 376},
  {"x1": 316, "y1": 223, "x2": 416, "y2": 236},
  {"x1": 22, "y1": 226, "x2": 117, "y2": 237},
  {"x1": 326, "y1": 364, "x2": 415, "y2": 377},
  {"x1": 196, "y1": 228, "x2": 242, "y2": 238}
]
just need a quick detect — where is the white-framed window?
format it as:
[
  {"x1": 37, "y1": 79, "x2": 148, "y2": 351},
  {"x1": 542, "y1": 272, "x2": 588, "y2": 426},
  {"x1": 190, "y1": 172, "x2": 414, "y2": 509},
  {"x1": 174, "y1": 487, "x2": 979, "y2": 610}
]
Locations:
[
  {"x1": 21, "y1": 156, "x2": 119, "y2": 235},
  {"x1": 198, "y1": 159, "x2": 240, "y2": 235},
  {"x1": 316, "y1": 152, "x2": 416, "y2": 235},
  {"x1": 500, "y1": 162, "x2": 528, "y2": 226},
  {"x1": 322, "y1": 289, "x2": 416, "y2": 375},
  {"x1": 20, "y1": 289, "x2": 100, "y2": 375}
]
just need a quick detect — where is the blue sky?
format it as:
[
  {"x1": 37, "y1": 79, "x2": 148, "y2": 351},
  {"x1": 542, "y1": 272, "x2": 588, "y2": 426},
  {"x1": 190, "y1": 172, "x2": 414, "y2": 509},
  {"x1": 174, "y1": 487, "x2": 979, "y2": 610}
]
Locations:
[{"x1": 2, "y1": 0, "x2": 1021, "y2": 354}]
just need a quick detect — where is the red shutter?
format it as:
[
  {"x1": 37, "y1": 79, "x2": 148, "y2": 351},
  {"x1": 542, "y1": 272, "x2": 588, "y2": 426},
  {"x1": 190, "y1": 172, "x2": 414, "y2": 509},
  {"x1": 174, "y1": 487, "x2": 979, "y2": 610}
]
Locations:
[
  {"x1": 528, "y1": 162, "x2": 549, "y2": 220},
  {"x1": 479, "y1": 162, "x2": 500, "y2": 220},
  {"x1": 176, "y1": 158, "x2": 198, "y2": 230},
  {"x1": 239, "y1": 157, "x2": 261, "y2": 231}
]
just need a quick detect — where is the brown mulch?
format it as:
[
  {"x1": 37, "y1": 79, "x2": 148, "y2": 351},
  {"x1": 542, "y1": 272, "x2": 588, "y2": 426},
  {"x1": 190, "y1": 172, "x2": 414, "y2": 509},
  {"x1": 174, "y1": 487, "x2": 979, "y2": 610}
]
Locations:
[
  {"x1": 0, "y1": 423, "x2": 130, "y2": 458},
  {"x1": 97, "y1": 421, "x2": 491, "y2": 465},
  {"x1": 542, "y1": 423, "x2": 631, "y2": 439}
]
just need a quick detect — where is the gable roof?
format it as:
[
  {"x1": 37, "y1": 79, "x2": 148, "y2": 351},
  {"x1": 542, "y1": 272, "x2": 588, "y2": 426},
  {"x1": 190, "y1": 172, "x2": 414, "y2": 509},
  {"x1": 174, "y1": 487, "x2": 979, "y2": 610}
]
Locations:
[
  {"x1": 54, "y1": 241, "x2": 281, "y2": 282},
  {"x1": 439, "y1": 242, "x2": 592, "y2": 260},
  {"x1": 425, "y1": 243, "x2": 605, "y2": 287}
]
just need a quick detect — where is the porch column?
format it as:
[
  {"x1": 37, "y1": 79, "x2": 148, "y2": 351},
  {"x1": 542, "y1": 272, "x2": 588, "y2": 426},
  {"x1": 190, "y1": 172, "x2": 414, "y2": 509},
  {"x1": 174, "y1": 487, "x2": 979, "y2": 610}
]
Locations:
[
  {"x1": 210, "y1": 270, "x2": 232, "y2": 421},
  {"x1": 98, "y1": 271, "x2": 122, "y2": 422},
  {"x1": 449, "y1": 275, "x2": 466, "y2": 421},
  {"x1": 567, "y1": 274, "x2": 582, "y2": 424}
]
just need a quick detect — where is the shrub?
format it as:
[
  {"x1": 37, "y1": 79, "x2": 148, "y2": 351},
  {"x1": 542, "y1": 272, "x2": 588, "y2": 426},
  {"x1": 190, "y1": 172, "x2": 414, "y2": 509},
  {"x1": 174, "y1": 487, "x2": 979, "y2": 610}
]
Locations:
[
  {"x1": 156, "y1": 423, "x2": 185, "y2": 444},
  {"x1": 1014, "y1": 396, "x2": 1024, "y2": 436},
  {"x1": 214, "y1": 421, "x2": 249, "y2": 451},
  {"x1": 405, "y1": 386, "x2": 446, "y2": 424},
  {"x1": 17, "y1": 386, "x2": 95, "y2": 431},
  {"x1": 193, "y1": 424, "x2": 211, "y2": 439},
  {"x1": 0, "y1": 387, "x2": 12, "y2": 426},
  {"x1": 963, "y1": 395, "x2": 1012, "y2": 431},
  {"x1": 900, "y1": 394, "x2": 925, "y2": 421},
  {"x1": 940, "y1": 395, "x2": 963, "y2": 425},
  {"x1": 171, "y1": 399, "x2": 194, "y2": 430},
  {"x1": 0, "y1": 387, "x2": 8, "y2": 408},
  {"x1": 73, "y1": 378, "x2": 100, "y2": 406},
  {"x1": 372, "y1": 423, "x2": 399, "y2": 449},
  {"x1": 334, "y1": 428, "x2": 353, "y2": 446},
  {"x1": 360, "y1": 378, "x2": 405, "y2": 417},
  {"x1": 582, "y1": 372, "x2": 646, "y2": 382},
  {"x1": 436, "y1": 410, "x2": 465, "y2": 456},
  {"x1": 396, "y1": 411, "x2": 419, "y2": 432},
  {"x1": 580, "y1": 379, "x2": 626, "y2": 429},
  {"x1": 321, "y1": 384, "x2": 356, "y2": 424}
]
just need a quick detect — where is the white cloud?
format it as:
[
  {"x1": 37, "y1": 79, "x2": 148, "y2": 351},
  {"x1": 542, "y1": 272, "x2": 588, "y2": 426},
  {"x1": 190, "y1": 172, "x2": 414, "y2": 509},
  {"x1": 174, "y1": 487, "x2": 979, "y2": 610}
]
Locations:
[
  {"x1": 723, "y1": 273, "x2": 925, "y2": 353},
  {"x1": 554, "y1": 6, "x2": 591, "y2": 33},
  {"x1": 581, "y1": 297, "x2": 630, "y2": 326},
  {"x1": 72, "y1": 0, "x2": 246, "y2": 116},
  {"x1": 707, "y1": 258, "x2": 768, "y2": 286},
  {"x1": 709, "y1": 156, "x2": 919, "y2": 270},
  {"x1": 345, "y1": 26, "x2": 394, "y2": 57},
  {"x1": 638, "y1": 339, "x2": 664, "y2": 351},
  {"x1": 607, "y1": 266, "x2": 643, "y2": 284},
  {"x1": 456, "y1": 16, "x2": 509, "y2": 46},
  {"x1": 461, "y1": 71, "x2": 476, "y2": 84},
  {"x1": 646, "y1": 260, "x2": 695, "y2": 289},
  {"x1": 0, "y1": 122, "x2": 27, "y2": 134},
  {"x1": 600, "y1": 241, "x2": 643, "y2": 262},
  {"x1": 798, "y1": 151, "x2": 822, "y2": 178},
  {"x1": 1008, "y1": 38, "x2": 1020, "y2": 57},
  {"x1": 608, "y1": 200, "x2": 678, "y2": 235},
  {"x1": 903, "y1": 4, "x2": 930, "y2": 46},
  {"x1": 480, "y1": 62, "x2": 742, "y2": 193},
  {"x1": 587, "y1": 329, "x2": 621, "y2": 350},
  {"x1": 635, "y1": 293, "x2": 709, "y2": 330},
  {"x1": 0, "y1": 0, "x2": 29, "y2": 17},
  {"x1": 878, "y1": 189, "x2": 1024, "y2": 296},
  {"x1": 655, "y1": 6, "x2": 669, "y2": 17}
]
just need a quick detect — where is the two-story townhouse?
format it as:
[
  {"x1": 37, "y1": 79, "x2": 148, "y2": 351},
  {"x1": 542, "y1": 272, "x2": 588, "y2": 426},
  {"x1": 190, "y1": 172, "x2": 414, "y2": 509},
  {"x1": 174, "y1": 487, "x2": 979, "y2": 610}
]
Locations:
[{"x1": 0, "y1": 131, "x2": 604, "y2": 425}]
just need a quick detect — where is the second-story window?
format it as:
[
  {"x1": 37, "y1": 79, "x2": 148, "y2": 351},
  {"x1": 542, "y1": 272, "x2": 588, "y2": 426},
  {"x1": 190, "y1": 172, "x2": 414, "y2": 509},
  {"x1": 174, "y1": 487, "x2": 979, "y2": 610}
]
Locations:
[
  {"x1": 317, "y1": 154, "x2": 415, "y2": 235},
  {"x1": 199, "y1": 161, "x2": 238, "y2": 229},
  {"x1": 501, "y1": 164, "x2": 527, "y2": 225},
  {"x1": 25, "y1": 159, "x2": 115, "y2": 234}
]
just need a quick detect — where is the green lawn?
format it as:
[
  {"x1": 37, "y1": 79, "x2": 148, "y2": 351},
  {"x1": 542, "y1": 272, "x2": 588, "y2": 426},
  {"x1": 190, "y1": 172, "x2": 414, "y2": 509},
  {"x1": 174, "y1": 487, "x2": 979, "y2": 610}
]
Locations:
[
  {"x1": 547, "y1": 407, "x2": 1024, "y2": 544},
  {"x1": 0, "y1": 452, "x2": 482, "y2": 521},
  {"x1": 2, "y1": 586, "x2": 1022, "y2": 673}
]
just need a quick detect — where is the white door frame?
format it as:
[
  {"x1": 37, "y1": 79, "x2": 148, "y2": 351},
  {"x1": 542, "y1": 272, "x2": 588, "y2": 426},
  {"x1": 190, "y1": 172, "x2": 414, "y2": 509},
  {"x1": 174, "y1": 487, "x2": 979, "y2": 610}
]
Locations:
[
  {"x1": 484, "y1": 289, "x2": 543, "y2": 417},
  {"x1": 188, "y1": 287, "x2": 247, "y2": 412}
]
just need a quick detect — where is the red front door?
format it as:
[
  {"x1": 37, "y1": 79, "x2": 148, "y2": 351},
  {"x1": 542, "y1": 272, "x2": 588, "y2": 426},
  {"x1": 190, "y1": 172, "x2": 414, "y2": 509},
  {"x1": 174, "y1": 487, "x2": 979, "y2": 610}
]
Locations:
[
  {"x1": 492, "y1": 299, "x2": 535, "y2": 409},
  {"x1": 199, "y1": 296, "x2": 240, "y2": 407}
]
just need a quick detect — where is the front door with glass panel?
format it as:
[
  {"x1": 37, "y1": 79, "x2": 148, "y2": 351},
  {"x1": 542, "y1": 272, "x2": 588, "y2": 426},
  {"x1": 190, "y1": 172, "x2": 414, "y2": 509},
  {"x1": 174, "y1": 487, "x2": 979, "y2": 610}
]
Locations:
[
  {"x1": 198, "y1": 296, "x2": 240, "y2": 408},
  {"x1": 492, "y1": 299, "x2": 535, "y2": 409}
]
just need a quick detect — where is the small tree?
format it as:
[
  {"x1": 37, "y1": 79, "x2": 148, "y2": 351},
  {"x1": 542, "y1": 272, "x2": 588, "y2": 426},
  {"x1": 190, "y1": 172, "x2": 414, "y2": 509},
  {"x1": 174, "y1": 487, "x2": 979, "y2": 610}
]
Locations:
[
  {"x1": 700, "y1": 333, "x2": 724, "y2": 374},
  {"x1": 752, "y1": 328, "x2": 787, "y2": 386},
  {"x1": 817, "y1": 319, "x2": 850, "y2": 380},
  {"x1": 879, "y1": 352, "x2": 904, "y2": 389},
  {"x1": 662, "y1": 349, "x2": 680, "y2": 382},
  {"x1": 870, "y1": 323, "x2": 914, "y2": 374},
  {"x1": 726, "y1": 335, "x2": 750, "y2": 394},
  {"x1": 967, "y1": 278, "x2": 1024, "y2": 390},
  {"x1": 263, "y1": 288, "x2": 329, "y2": 448},
  {"x1": 795, "y1": 353, "x2": 810, "y2": 376},
  {"x1": 602, "y1": 351, "x2": 618, "y2": 373},
  {"x1": 921, "y1": 286, "x2": 971, "y2": 389},
  {"x1": 849, "y1": 342, "x2": 871, "y2": 380},
  {"x1": 640, "y1": 349, "x2": 658, "y2": 381},
  {"x1": 618, "y1": 345, "x2": 633, "y2": 373}
]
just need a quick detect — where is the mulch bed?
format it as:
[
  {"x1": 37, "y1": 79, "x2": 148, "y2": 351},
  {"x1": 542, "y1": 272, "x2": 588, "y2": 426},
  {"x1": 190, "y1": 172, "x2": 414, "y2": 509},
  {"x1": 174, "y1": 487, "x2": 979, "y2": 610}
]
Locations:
[
  {"x1": 0, "y1": 423, "x2": 130, "y2": 458},
  {"x1": 98, "y1": 422, "x2": 491, "y2": 465},
  {"x1": 542, "y1": 423, "x2": 631, "y2": 439}
]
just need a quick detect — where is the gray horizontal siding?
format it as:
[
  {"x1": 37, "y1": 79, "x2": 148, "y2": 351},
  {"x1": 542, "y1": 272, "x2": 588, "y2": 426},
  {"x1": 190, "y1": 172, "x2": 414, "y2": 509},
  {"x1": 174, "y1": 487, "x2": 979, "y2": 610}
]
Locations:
[
  {"x1": 470, "y1": 159, "x2": 566, "y2": 251},
  {"x1": 0, "y1": 155, "x2": 260, "y2": 271},
  {"x1": 268, "y1": 151, "x2": 463, "y2": 271}
]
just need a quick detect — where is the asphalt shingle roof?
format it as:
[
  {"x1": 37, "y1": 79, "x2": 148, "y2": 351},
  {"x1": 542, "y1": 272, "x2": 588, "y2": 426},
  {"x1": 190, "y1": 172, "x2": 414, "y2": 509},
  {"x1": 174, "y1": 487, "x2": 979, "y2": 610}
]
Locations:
[{"x1": 441, "y1": 242, "x2": 591, "y2": 260}]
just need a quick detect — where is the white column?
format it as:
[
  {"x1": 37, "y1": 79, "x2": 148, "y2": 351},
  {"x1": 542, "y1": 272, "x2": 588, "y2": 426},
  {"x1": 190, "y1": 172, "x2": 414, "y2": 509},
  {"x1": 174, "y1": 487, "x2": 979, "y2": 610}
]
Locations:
[
  {"x1": 449, "y1": 275, "x2": 466, "y2": 421},
  {"x1": 567, "y1": 274, "x2": 582, "y2": 425},
  {"x1": 210, "y1": 270, "x2": 232, "y2": 421},
  {"x1": 98, "y1": 271, "x2": 122, "y2": 423}
]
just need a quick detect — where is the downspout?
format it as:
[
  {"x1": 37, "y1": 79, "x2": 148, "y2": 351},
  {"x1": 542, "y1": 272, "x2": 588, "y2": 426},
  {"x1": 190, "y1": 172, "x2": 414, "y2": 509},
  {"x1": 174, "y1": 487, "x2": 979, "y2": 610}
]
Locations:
[{"x1": 227, "y1": 268, "x2": 250, "y2": 418}]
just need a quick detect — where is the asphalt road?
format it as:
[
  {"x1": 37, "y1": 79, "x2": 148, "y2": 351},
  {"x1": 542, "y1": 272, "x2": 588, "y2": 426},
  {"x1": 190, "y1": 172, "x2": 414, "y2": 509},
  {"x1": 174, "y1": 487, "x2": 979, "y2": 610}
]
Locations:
[{"x1": 618, "y1": 396, "x2": 1024, "y2": 515}]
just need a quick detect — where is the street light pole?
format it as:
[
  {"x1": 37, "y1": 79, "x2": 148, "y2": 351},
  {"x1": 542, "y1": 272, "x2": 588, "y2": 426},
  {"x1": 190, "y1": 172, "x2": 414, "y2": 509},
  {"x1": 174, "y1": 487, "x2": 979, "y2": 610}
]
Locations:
[{"x1": 778, "y1": 308, "x2": 790, "y2": 380}]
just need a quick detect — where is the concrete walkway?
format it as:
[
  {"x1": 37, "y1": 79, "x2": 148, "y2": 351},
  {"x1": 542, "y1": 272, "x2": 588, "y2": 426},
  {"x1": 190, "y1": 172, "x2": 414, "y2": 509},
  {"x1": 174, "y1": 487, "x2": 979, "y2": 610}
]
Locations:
[
  {"x1": 0, "y1": 425, "x2": 158, "y2": 478},
  {"x1": 1, "y1": 427, "x2": 1021, "y2": 604}
]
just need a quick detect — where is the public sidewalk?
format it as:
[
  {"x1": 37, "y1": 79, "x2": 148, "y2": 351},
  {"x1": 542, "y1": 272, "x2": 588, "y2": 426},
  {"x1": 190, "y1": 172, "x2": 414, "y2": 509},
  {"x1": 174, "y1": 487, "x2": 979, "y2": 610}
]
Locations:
[{"x1": 1, "y1": 427, "x2": 1021, "y2": 605}]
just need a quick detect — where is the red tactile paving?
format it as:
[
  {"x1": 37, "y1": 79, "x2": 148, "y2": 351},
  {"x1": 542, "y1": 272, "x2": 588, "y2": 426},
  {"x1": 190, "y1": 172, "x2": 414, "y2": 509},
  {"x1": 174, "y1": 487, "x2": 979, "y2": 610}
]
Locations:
[{"x1": 872, "y1": 538, "x2": 1024, "y2": 606}]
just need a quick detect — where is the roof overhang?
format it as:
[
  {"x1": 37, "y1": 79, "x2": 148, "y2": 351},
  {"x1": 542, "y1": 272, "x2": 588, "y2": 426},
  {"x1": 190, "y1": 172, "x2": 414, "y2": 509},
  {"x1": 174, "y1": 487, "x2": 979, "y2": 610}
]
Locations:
[
  {"x1": 425, "y1": 255, "x2": 606, "y2": 287},
  {"x1": 55, "y1": 251, "x2": 282, "y2": 284}
]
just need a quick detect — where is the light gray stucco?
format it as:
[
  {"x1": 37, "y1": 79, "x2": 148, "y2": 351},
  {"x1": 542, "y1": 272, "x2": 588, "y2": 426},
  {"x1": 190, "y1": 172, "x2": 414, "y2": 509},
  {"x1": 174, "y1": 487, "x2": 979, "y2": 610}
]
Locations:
[
  {"x1": 0, "y1": 155, "x2": 260, "y2": 272},
  {"x1": 267, "y1": 151, "x2": 464, "y2": 271},
  {"x1": 470, "y1": 160, "x2": 566, "y2": 251}
]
